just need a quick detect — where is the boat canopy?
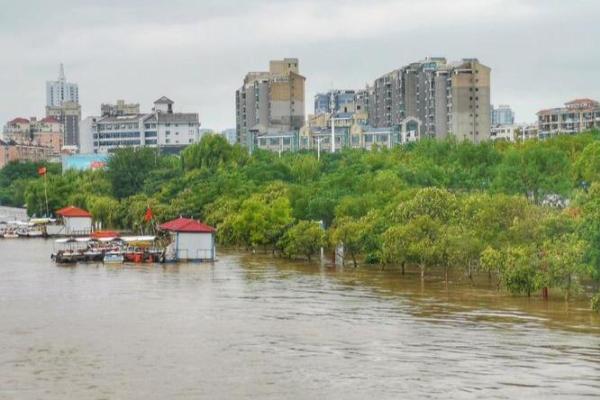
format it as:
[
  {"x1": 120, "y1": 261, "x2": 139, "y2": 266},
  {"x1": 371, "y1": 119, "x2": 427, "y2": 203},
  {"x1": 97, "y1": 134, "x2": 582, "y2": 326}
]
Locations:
[{"x1": 121, "y1": 236, "x2": 156, "y2": 243}]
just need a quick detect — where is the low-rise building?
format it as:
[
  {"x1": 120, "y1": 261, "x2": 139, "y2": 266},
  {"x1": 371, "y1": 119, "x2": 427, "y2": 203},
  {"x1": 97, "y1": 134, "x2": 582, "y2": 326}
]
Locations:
[
  {"x1": 0, "y1": 140, "x2": 55, "y2": 168},
  {"x1": 160, "y1": 217, "x2": 216, "y2": 262},
  {"x1": 91, "y1": 97, "x2": 200, "y2": 153},
  {"x1": 537, "y1": 99, "x2": 600, "y2": 138},
  {"x1": 490, "y1": 125, "x2": 518, "y2": 142},
  {"x1": 53, "y1": 206, "x2": 92, "y2": 236}
]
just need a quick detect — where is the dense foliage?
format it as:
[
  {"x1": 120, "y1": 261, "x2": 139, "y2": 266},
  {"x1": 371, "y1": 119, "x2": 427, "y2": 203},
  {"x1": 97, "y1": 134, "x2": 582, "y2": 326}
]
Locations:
[{"x1": 2, "y1": 132, "x2": 600, "y2": 306}]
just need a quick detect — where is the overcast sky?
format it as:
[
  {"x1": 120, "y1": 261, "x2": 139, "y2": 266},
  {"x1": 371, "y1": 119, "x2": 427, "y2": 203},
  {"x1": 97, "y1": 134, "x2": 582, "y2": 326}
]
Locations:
[{"x1": 0, "y1": 0, "x2": 598, "y2": 130}]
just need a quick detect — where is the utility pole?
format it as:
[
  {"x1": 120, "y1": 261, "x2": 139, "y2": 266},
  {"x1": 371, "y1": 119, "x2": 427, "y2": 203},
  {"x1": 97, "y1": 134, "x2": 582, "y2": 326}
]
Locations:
[
  {"x1": 331, "y1": 116, "x2": 335, "y2": 153},
  {"x1": 316, "y1": 137, "x2": 323, "y2": 161}
]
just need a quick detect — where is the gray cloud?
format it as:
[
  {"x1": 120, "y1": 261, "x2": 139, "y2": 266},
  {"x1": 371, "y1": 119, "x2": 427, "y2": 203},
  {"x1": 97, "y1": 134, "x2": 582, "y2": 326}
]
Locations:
[{"x1": 0, "y1": 0, "x2": 598, "y2": 130}]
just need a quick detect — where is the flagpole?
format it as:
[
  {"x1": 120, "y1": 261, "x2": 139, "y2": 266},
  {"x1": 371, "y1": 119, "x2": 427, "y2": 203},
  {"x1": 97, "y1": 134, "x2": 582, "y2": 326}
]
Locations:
[{"x1": 43, "y1": 171, "x2": 49, "y2": 217}]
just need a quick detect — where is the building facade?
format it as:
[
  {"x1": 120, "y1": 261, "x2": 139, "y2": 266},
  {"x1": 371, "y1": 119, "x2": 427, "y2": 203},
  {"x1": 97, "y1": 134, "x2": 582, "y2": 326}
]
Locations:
[
  {"x1": 101, "y1": 100, "x2": 140, "y2": 117},
  {"x1": 370, "y1": 58, "x2": 491, "y2": 143},
  {"x1": 46, "y1": 64, "x2": 79, "y2": 108},
  {"x1": 314, "y1": 90, "x2": 364, "y2": 115},
  {"x1": 236, "y1": 58, "x2": 305, "y2": 147},
  {"x1": 46, "y1": 101, "x2": 81, "y2": 148},
  {"x1": 0, "y1": 140, "x2": 54, "y2": 168},
  {"x1": 491, "y1": 104, "x2": 515, "y2": 126},
  {"x1": 91, "y1": 97, "x2": 200, "y2": 153},
  {"x1": 3, "y1": 116, "x2": 64, "y2": 155},
  {"x1": 537, "y1": 99, "x2": 600, "y2": 138}
]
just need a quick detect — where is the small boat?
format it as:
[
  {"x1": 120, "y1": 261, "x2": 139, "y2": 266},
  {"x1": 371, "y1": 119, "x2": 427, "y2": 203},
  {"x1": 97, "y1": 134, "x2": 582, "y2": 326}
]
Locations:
[
  {"x1": 3, "y1": 232, "x2": 19, "y2": 239},
  {"x1": 103, "y1": 252, "x2": 124, "y2": 264}
]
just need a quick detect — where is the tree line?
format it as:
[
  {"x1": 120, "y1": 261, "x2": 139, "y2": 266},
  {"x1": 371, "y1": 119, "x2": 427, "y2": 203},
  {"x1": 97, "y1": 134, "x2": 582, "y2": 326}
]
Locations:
[{"x1": 1, "y1": 131, "x2": 600, "y2": 310}]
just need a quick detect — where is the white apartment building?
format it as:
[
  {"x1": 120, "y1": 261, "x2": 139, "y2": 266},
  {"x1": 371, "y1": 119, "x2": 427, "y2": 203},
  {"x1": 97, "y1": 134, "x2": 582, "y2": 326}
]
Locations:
[
  {"x1": 91, "y1": 97, "x2": 200, "y2": 153},
  {"x1": 46, "y1": 64, "x2": 79, "y2": 107}
]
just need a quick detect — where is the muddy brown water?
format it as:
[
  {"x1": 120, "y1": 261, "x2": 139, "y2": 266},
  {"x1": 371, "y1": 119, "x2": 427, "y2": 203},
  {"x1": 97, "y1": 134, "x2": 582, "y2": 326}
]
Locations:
[{"x1": 1, "y1": 239, "x2": 599, "y2": 399}]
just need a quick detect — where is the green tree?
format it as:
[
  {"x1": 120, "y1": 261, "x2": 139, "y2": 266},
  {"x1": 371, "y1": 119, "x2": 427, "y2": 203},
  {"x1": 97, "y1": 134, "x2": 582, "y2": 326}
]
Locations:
[
  {"x1": 279, "y1": 220, "x2": 325, "y2": 261},
  {"x1": 493, "y1": 145, "x2": 571, "y2": 203},
  {"x1": 107, "y1": 147, "x2": 159, "y2": 199}
]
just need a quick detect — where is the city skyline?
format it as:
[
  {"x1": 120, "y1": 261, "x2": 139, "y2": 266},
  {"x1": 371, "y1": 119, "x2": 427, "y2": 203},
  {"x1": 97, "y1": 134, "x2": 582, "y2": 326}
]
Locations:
[{"x1": 1, "y1": 0, "x2": 599, "y2": 130}]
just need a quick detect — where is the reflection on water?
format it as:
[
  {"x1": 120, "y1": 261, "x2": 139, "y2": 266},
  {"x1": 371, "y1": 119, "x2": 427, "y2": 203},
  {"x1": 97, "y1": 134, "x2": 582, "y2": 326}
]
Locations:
[{"x1": 0, "y1": 240, "x2": 599, "y2": 399}]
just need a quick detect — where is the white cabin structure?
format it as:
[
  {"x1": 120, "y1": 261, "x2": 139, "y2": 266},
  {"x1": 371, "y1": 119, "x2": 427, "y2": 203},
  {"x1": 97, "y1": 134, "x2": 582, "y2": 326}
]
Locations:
[
  {"x1": 159, "y1": 217, "x2": 216, "y2": 262},
  {"x1": 53, "y1": 206, "x2": 93, "y2": 236}
]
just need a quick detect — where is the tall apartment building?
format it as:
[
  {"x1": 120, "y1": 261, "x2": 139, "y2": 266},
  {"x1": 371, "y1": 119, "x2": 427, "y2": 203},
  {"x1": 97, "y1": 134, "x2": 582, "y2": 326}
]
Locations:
[
  {"x1": 46, "y1": 64, "x2": 79, "y2": 107},
  {"x1": 46, "y1": 101, "x2": 81, "y2": 147},
  {"x1": 537, "y1": 99, "x2": 600, "y2": 138},
  {"x1": 492, "y1": 104, "x2": 515, "y2": 126},
  {"x1": 45, "y1": 63, "x2": 81, "y2": 148},
  {"x1": 235, "y1": 58, "x2": 305, "y2": 146},
  {"x1": 370, "y1": 58, "x2": 491, "y2": 143},
  {"x1": 91, "y1": 97, "x2": 200, "y2": 153}
]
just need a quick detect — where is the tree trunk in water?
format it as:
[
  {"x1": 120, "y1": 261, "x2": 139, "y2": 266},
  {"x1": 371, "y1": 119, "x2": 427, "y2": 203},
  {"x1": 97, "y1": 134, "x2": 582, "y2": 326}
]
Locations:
[
  {"x1": 445, "y1": 268, "x2": 449, "y2": 288},
  {"x1": 401, "y1": 262, "x2": 405, "y2": 276},
  {"x1": 542, "y1": 287, "x2": 549, "y2": 300},
  {"x1": 352, "y1": 253, "x2": 358, "y2": 268},
  {"x1": 420, "y1": 264, "x2": 425, "y2": 282}
]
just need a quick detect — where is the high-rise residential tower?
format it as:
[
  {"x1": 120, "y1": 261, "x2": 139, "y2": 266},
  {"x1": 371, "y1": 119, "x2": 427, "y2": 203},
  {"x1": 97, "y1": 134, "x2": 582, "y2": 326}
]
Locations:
[
  {"x1": 370, "y1": 58, "x2": 491, "y2": 143},
  {"x1": 46, "y1": 64, "x2": 79, "y2": 107},
  {"x1": 235, "y1": 58, "x2": 305, "y2": 146},
  {"x1": 45, "y1": 64, "x2": 81, "y2": 147}
]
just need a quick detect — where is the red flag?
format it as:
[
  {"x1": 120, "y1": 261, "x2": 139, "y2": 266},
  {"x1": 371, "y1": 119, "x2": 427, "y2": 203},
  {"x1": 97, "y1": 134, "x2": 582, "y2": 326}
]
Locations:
[
  {"x1": 38, "y1": 166, "x2": 47, "y2": 176},
  {"x1": 144, "y1": 206, "x2": 153, "y2": 222}
]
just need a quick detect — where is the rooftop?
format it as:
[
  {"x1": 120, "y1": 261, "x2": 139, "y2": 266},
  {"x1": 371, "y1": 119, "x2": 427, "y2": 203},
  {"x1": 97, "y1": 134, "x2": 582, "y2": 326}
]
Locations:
[
  {"x1": 56, "y1": 206, "x2": 92, "y2": 218},
  {"x1": 160, "y1": 217, "x2": 216, "y2": 233},
  {"x1": 154, "y1": 96, "x2": 174, "y2": 105}
]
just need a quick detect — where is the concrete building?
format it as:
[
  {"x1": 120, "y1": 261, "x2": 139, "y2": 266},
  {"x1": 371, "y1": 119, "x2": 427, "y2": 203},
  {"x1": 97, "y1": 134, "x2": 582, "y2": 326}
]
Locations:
[
  {"x1": 46, "y1": 101, "x2": 81, "y2": 148},
  {"x1": 314, "y1": 90, "x2": 362, "y2": 115},
  {"x1": 370, "y1": 58, "x2": 491, "y2": 143},
  {"x1": 490, "y1": 125, "x2": 518, "y2": 142},
  {"x1": 236, "y1": 58, "x2": 305, "y2": 147},
  {"x1": 0, "y1": 140, "x2": 54, "y2": 168},
  {"x1": 79, "y1": 116, "x2": 97, "y2": 154},
  {"x1": 3, "y1": 116, "x2": 63, "y2": 155},
  {"x1": 101, "y1": 100, "x2": 140, "y2": 117},
  {"x1": 492, "y1": 104, "x2": 515, "y2": 126},
  {"x1": 46, "y1": 64, "x2": 79, "y2": 108},
  {"x1": 92, "y1": 97, "x2": 200, "y2": 153},
  {"x1": 160, "y1": 217, "x2": 216, "y2": 262},
  {"x1": 537, "y1": 99, "x2": 600, "y2": 138}
]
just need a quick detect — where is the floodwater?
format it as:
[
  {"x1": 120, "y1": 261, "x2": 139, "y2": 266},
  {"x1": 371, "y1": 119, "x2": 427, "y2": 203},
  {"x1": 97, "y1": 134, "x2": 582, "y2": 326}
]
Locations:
[{"x1": 1, "y1": 240, "x2": 599, "y2": 399}]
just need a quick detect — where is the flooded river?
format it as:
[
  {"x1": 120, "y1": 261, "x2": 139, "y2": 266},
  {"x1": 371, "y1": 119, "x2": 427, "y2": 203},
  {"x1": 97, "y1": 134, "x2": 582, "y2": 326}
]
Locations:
[{"x1": 1, "y1": 240, "x2": 599, "y2": 399}]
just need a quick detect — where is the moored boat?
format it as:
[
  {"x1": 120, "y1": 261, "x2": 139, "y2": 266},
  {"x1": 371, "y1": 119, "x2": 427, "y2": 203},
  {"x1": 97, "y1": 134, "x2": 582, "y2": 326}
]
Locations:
[{"x1": 103, "y1": 252, "x2": 124, "y2": 264}]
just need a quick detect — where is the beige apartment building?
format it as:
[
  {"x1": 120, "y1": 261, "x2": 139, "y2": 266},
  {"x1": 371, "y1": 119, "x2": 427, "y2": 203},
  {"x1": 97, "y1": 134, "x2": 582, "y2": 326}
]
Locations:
[
  {"x1": 236, "y1": 58, "x2": 305, "y2": 147},
  {"x1": 0, "y1": 140, "x2": 54, "y2": 168},
  {"x1": 3, "y1": 116, "x2": 64, "y2": 155},
  {"x1": 537, "y1": 99, "x2": 600, "y2": 138},
  {"x1": 370, "y1": 58, "x2": 491, "y2": 143}
]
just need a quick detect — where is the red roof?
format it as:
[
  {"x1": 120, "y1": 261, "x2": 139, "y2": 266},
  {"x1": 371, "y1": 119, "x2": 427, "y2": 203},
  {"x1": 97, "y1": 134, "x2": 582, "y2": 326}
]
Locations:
[
  {"x1": 10, "y1": 117, "x2": 29, "y2": 124},
  {"x1": 41, "y1": 116, "x2": 60, "y2": 124},
  {"x1": 160, "y1": 217, "x2": 215, "y2": 233},
  {"x1": 56, "y1": 206, "x2": 92, "y2": 218}
]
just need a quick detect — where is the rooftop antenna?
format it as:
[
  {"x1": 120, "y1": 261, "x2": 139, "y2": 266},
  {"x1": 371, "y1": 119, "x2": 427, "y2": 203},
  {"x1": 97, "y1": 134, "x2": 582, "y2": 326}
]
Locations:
[{"x1": 59, "y1": 63, "x2": 65, "y2": 81}]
